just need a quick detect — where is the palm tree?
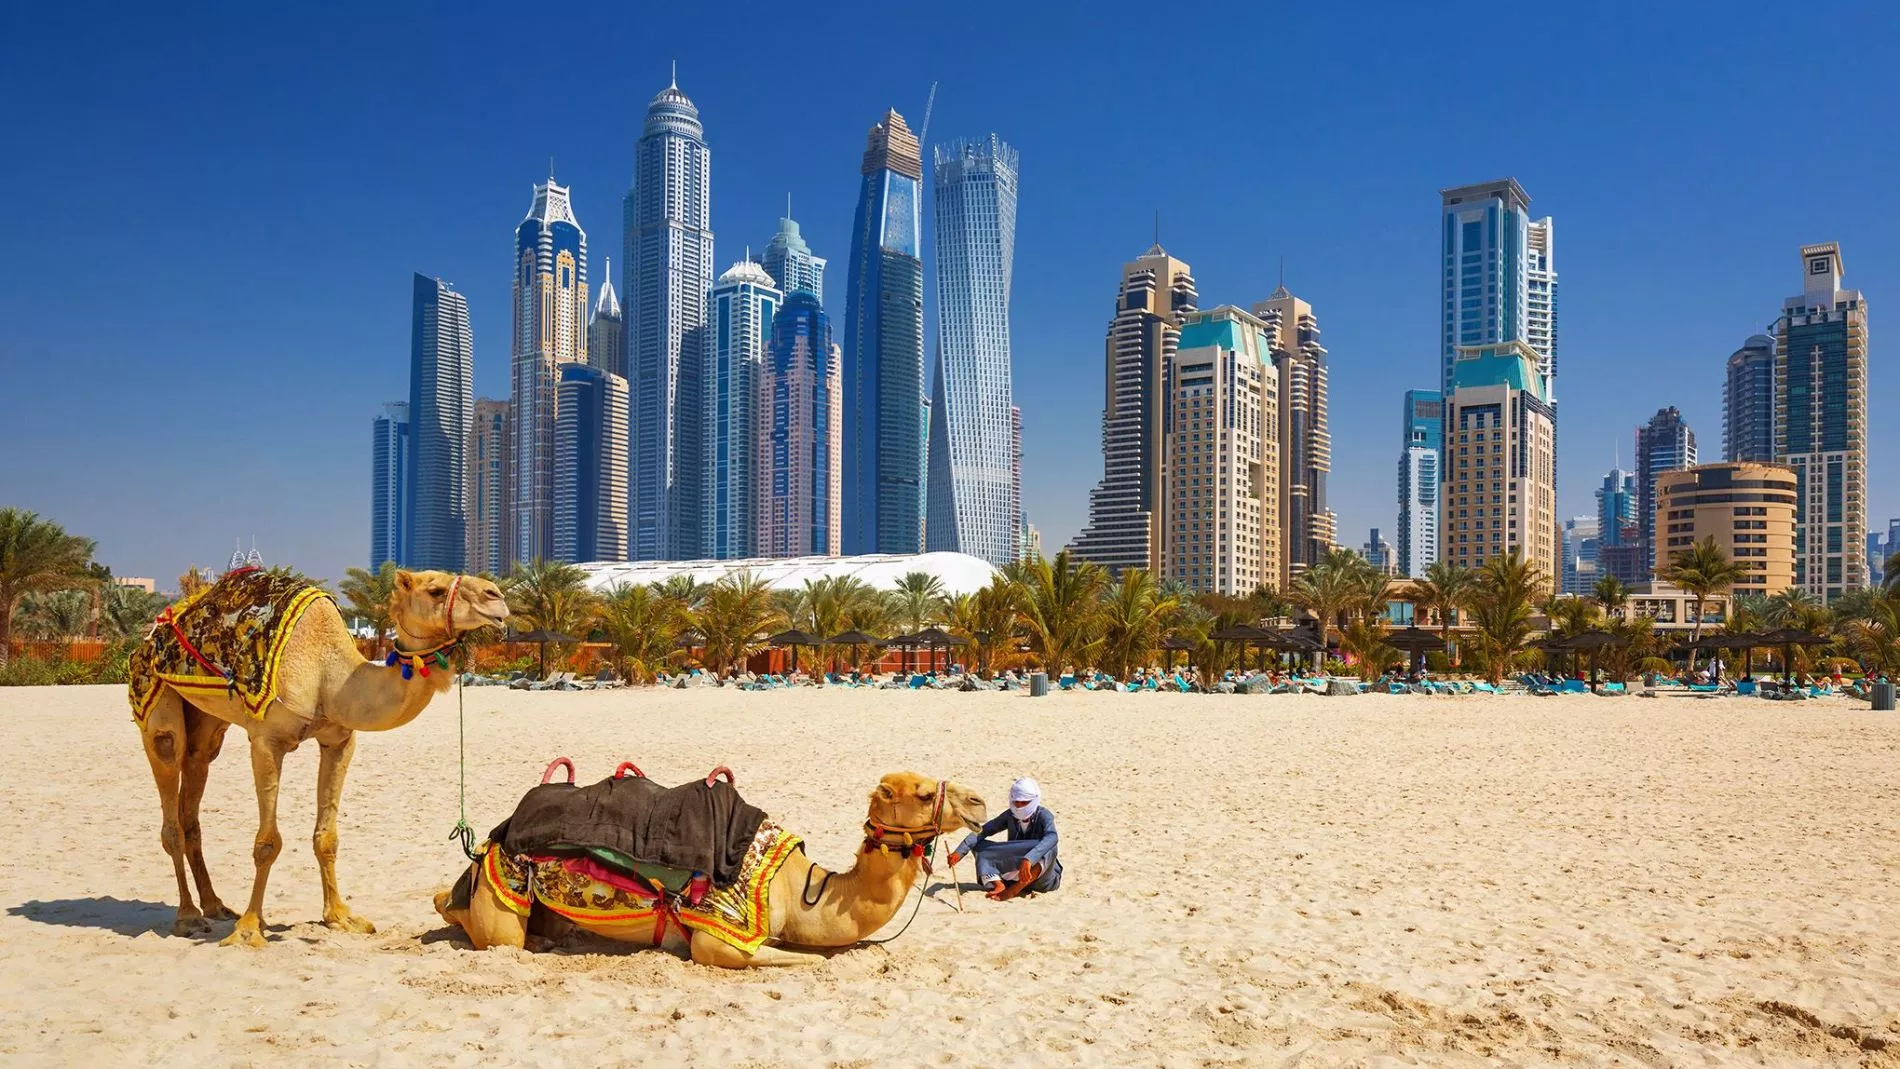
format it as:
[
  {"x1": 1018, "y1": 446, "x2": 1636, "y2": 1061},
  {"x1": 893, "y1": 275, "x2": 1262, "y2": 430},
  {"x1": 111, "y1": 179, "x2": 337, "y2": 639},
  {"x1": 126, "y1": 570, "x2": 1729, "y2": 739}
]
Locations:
[
  {"x1": 1464, "y1": 550, "x2": 1545, "y2": 684},
  {"x1": 653, "y1": 574, "x2": 712, "y2": 613},
  {"x1": 17, "y1": 589, "x2": 93, "y2": 645},
  {"x1": 1660, "y1": 537, "x2": 1746, "y2": 668},
  {"x1": 1842, "y1": 595, "x2": 1900, "y2": 677},
  {"x1": 597, "y1": 583, "x2": 684, "y2": 683},
  {"x1": 1543, "y1": 596, "x2": 1601, "y2": 638},
  {"x1": 1097, "y1": 568, "x2": 1177, "y2": 679},
  {"x1": 1411, "y1": 560, "x2": 1474, "y2": 669},
  {"x1": 505, "y1": 558, "x2": 600, "y2": 673},
  {"x1": 1017, "y1": 550, "x2": 1107, "y2": 674},
  {"x1": 1289, "y1": 548, "x2": 1370, "y2": 670},
  {"x1": 1340, "y1": 619, "x2": 1400, "y2": 681},
  {"x1": 943, "y1": 579, "x2": 1024, "y2": 677},
  {"x1": 0, "y1": 509, "x2": 96, "y2": 667},
  {"x1": 891, "y1": 571, "x2": 945, "y2": 633},
  {"x1": 693, "y1": 571, "x2": 781, "y2": 676},
  {"x1": 1591, "y1": 574, "x2": 1629, "y2": 621},
  {"x1": 97, "y1": 583, "x2": 170, "y2": 641},
  {"x1": 338, "y1": 561, "x2": 401, "y2": 657}
]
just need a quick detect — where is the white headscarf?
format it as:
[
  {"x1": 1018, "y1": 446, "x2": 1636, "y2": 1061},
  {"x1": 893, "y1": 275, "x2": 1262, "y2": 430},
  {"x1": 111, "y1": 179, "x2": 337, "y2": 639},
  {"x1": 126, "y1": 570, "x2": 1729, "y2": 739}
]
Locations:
[{"x1": 1009, "y1": 777, "x2": 1041, "y2": 825}]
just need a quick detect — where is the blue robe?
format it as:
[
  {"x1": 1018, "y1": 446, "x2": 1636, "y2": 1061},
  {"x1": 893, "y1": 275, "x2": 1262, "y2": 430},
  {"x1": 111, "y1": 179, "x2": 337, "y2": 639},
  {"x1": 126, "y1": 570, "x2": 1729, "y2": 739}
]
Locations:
[{"x1": 954, "y1": 807, "x2": 1062, "y2": 893}]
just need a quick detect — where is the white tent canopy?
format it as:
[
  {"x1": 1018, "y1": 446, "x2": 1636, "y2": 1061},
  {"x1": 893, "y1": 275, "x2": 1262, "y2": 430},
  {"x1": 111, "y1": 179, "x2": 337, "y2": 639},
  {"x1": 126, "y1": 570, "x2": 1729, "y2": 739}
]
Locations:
[{"x1": 575, "y1": 551, "x2": 1000, "y2": 597}]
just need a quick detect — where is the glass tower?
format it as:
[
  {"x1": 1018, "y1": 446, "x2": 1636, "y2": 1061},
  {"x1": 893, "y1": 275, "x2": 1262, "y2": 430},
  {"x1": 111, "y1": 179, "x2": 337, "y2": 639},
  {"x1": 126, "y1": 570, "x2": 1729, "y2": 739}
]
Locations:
[
  {"x1": 1776, "y1": 242, "x2": 1869, "y2": 598},
  {"x1": 761, "y1": 289, "x2": 843, "y2": 558},
  {"x1": 1396, "y1": 389, "x2": 1442, "y2": 578},
  {"x1": 926, "y1": 134, "x2": 1020, "y2": 566},
  {"x1": 407, "y1": 274, "x2": 473, "y2": 573},
  {"x1": 1723, "y1": 334, "x2": 1774, "y2": 463},
  {"x1": 1635, "y1": 406, "x2": 1697, "y2": 572},
  {"x1": 707, "y1": 259, "x2": 780, "y2": 560},
  {"x1": 761, "y1": 212, "x2": 825, "y2": 304},
  {"x1": 465, "y1": 398, "x2": 509, "y2": 575},
  {"x1": 625, "y1": 78, "x2": 714, "y2": 561},
  {"x1": 841, "y1": 109, "x2": 926, "y2": 555},
  {"x1": 552, "y1": 364, "x2": 629, "y2": 564},
  {"x1": 370, "y1": 402, "x2": 409, "y2": 569},
  {"x1": 588, "y1": 258, "x2": 623, "y2": 379},
  {"x1": 509, "y1": 177, "x2": 587, "y2": 568},
  {"x1": 1254, "y1": 285, "x2": 1332, "y2": 582}
]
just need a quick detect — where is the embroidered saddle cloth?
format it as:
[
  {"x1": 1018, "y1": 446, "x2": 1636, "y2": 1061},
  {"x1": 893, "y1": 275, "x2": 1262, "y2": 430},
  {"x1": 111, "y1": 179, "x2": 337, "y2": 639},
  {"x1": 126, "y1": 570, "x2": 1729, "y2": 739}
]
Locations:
[
  {"x1": 474, "y1": 820, "x2": 804, "y2": 954},
  {"x1": 128, "y1": 569, "x2": 332, "y2": 722},
  {"x1": 487, "y1": 774, "x2": 766, "y2": 890}
]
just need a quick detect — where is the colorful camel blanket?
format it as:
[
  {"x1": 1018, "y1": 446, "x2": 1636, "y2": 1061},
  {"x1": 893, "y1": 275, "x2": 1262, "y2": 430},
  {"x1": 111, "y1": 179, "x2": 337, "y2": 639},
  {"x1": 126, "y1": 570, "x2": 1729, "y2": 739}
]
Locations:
[
  {"x1": 479, "y1": 821, "x2": 804, "y2": 954},
  {"x1": 128, "y1": 569, "x2": 332, "y2": 723}
]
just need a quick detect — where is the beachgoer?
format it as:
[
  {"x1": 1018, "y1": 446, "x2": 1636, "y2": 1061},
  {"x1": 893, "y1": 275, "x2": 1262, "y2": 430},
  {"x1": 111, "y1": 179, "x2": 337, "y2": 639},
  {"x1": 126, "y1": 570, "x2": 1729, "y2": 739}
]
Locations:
[{"x1": 946, "y1": 777, "x2": 1062, "y2": 901}]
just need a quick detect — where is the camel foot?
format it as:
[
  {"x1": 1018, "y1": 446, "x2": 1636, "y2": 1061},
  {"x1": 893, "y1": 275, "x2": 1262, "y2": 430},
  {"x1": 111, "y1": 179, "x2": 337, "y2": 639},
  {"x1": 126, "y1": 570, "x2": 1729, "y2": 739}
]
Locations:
[
  {"x1": 171, "y1": 911, "x2": 211, "y2": 938},
  {"x1": 322, "y1": 908, "x2": 376, "y2": 935},
  {"x1": 200, "y1": 899, "x2": 238, "y2": 921},
  {"x1": 220, "y1": 917, "x2": 269, "y2": 948}
]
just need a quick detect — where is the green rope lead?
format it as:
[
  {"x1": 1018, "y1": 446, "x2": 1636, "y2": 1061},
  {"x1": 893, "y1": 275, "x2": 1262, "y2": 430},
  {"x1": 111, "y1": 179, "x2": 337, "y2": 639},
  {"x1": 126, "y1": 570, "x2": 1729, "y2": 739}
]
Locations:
[{"x1": 448, "y1": 664, "x2": 480, "y2": 862}]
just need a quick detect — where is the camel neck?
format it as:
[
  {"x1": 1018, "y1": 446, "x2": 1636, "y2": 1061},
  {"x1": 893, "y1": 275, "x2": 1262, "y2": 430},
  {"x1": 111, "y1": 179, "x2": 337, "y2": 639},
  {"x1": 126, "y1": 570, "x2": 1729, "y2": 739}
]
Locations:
[
  {"x1": 326, "y1": 651, "x2": 448, "y2": 731},
  {"x1": 779, "y1": 842, "x2": 923, "y2": 946}
]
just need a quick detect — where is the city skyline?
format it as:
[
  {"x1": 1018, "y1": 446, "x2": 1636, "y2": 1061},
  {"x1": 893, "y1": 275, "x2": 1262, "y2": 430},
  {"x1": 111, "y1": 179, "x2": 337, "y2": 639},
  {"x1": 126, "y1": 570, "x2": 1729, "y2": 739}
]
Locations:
[{"x1": 7, "y1": 6, "x2": 1895, "y2": 587}]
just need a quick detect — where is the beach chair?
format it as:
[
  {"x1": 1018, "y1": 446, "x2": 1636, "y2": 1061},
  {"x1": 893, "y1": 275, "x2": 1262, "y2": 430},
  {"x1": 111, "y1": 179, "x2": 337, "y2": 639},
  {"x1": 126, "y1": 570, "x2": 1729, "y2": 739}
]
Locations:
[
  {"x1": 1057, "y1": 673, "x2": 1075, "y2": 691},
  {"x1": 1387, "y1": 681, "x2": 1410, "y2": 695},
  {"x1": 1559, "y1": 679, "x2": 1588, "y2": 694},
  {"x1": 1735, "y1": 680, "x2": 1757, "y2": 696},
  {"x1": 1600, "y1": 682, "x2": 1627, "y2": 695},
  {"x1": 1686, "y1": 683, "x2": 1720, "y2": 694}
]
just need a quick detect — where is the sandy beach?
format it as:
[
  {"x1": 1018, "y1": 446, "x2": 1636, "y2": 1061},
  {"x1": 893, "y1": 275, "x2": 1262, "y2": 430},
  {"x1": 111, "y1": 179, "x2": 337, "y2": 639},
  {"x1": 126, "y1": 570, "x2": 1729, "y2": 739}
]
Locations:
[{"x1": 3, "y1": 683, "x2": 1898, "y2": 1067}]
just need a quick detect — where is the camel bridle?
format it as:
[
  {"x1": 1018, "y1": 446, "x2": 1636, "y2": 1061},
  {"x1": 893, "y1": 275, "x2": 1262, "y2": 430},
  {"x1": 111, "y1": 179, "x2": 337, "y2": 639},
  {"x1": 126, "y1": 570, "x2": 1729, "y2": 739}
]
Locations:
[
  {"x1": 388, "y1": 575, "x2": 468, "y2": 678},
  {"x1": 862, "y1": 779, "x2": 952, "y2": 866}
]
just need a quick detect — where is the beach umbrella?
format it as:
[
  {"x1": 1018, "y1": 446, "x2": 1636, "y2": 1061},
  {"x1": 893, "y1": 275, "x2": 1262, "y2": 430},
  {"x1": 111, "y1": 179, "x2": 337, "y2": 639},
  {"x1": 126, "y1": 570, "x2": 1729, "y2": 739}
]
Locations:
[
  {"x1": 827, "y1": 629, "x2": 881, "y2": 673},
  {"x1": 1757, "y1": 627, "x2": 1828, "y2": 682},
  {"x1": 1210, "y1": 625, "x2": 1276, "y2": 672},
  {"x1": 880, "y1": 632, "x2": 920, "y2": 674},
  {"x1": 1385, "y1": 626, "x2": 1446, "y2": 676},
  {"x1": 1563, "y1": 629, "x2": 1626, "y2": 691},
  {"x1": 1160, "y1": 633, "x2": 1198, "y2": 671},
  {"x1": 911, "y1": 626, "x2": 969, "y2": 673},
  {"x1": 766, "y1": 629, "x2": 823, "y2": 673},
  {"x1": 503, "y1": 629, "x2": 580, "y2": 678},
  {"x1": 1530, "y1": 636, "x2": 1574, "y2": 676}
]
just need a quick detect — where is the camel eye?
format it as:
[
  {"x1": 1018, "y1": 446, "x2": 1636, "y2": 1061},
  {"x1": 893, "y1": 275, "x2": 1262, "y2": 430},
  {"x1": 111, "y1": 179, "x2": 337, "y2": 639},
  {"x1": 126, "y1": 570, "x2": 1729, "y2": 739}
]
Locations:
[{"x1": 429, "y1": 587, "x2": 447, "y2": 598}]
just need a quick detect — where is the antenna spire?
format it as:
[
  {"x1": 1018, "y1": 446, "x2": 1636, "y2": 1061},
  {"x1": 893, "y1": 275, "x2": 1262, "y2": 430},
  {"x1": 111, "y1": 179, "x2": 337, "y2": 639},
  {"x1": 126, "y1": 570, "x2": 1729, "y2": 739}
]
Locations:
[
  {"x1": 786, "y1": 192, "x2": 792, "y2": 220},
  {"x1": 1154, "y1": 210, "x2": 1160, "y2": 247},
  {"x1": 1278, "y1": 255, "x2": 1286, "y2": 289},
  {"x1": 670, "y1": 60, "x2": 677, "y2": 89},
  {"x1": 548, "y1": 155, "x2": 555, "y2": 181}
]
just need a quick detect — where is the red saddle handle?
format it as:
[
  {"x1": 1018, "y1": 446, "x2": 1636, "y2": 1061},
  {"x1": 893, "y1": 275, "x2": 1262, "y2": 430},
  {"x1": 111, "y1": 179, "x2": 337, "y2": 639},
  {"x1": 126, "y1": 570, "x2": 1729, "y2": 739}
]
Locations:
[
  {"x1": 614, "y1": 761, "x2": 645, "y2": 779},
  {"x1": 705, "y1": 765, "x2": 735, "y2": 788},
  {"x1": 542, "y1": 757, "x2": 576, "y2": 784}
]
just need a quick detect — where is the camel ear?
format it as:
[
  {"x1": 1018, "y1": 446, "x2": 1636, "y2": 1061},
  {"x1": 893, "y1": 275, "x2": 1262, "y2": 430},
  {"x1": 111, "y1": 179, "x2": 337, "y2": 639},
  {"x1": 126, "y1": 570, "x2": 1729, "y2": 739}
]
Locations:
[{"x1": 394, "y1": 569, "x2": 417, "y2": 592}]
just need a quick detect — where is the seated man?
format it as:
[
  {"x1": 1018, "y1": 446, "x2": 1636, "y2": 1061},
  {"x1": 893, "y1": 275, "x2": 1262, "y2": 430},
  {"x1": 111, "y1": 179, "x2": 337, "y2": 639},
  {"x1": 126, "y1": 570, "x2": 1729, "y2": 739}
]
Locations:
[{"x1": 946, "y1": 778, "x2": 1062, "y2": 900}]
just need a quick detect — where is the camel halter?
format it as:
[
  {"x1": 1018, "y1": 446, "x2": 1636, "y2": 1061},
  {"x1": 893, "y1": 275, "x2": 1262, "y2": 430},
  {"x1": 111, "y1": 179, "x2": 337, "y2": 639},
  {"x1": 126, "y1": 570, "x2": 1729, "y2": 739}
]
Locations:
[
  {"x1": 387, "y1": 575, "x2": 465, "y2": 679},
  {"x1": 862, "y1": 779, "x2": 950, "y2": 868}
]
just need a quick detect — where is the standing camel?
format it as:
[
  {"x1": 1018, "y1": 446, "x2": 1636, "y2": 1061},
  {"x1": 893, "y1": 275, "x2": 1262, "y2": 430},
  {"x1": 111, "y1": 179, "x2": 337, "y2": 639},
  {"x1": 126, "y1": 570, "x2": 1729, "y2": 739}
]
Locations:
[
  {"x1": 130, "y1": 568, "x2": 507, "y2": 946},
  {"x1": 435, "y1": 771, "x2": 985, "y2": 967}
]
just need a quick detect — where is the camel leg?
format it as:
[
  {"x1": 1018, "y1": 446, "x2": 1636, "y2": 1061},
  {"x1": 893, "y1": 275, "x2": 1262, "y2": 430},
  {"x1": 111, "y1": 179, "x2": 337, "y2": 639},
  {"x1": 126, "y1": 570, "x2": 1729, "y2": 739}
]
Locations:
[
  {"x1": 689, "y1": 930, "x2": 828, "y2": 968},
  {"x1": 140, "y1": 689, "x2": 204, "y2": 937},
  {"x1": 179, "y1": 708, "x2": 235, "y2": 920},
  {"x1": 313, "y1": 730, "x2": 373, "y2": 933},
  {"x1": 432, "y1": 866, "x2": 527, "y2": 950},
  {"x1": 222, "y1": 735, "x2": 288, "y2": 948}
]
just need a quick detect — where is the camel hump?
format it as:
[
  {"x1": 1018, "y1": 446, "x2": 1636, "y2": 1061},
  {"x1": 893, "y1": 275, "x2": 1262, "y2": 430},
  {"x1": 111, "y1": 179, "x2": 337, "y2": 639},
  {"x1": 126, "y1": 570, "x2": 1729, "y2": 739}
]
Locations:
[{"x1": 487, "y1": 772, "x2": 766, "y2": 889}]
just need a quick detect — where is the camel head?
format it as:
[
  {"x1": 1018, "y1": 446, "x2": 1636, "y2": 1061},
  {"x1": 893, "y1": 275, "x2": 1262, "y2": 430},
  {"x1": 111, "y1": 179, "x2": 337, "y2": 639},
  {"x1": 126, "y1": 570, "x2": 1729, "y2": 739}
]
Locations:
[
  {"x1": 389, "y1": 570, "x2": 509, "y2": 646},
  {"x1": 866, "y1": 772, "x2": 987, "y2": 839}
]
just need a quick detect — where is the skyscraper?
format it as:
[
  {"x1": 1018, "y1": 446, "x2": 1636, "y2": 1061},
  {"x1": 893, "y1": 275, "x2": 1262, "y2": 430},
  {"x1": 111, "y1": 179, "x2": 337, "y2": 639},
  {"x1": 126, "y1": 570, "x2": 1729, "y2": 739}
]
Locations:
[
  {"x1": 761, "y1": 210, "x2": 825, "y2": 304},
  {"x1": 1254, "y1": 284, "x2": 1332, "y2": 583},
  {"x1": 927, "y1": 134, "x2": 1020, "y2": 566},
  {"x1": 1071, "y1": 244, "x2": 1198, "y2": 574},
  {"x1": 1724, "y1": 334, "x2": 1775, "y2": 462},
  {"x1": 406, "y1": 274, "x2": 473, "y2": 572},
  {"x1": 1362, "y1": 528, "x2": 1395, "y2": 574},
  {"x1": 708, "y1": 258, "x2": 781, "y2": 560},
  {"x1": 1439, "y1": 180, "x2": 1558, "y2": 398},
  {"x1": 1597, "y1": 468, "x2": 1637, "y2": 546},
  {"x1": 1161, "y1": 306, "x2": 1279, "y2": 594},
  {"x1": 625, "y1": 76, "x2": 714, "y2": 561},
  {"x1": 1635, "y1": 406, "x2": 1697, "y2": 572},
  {"x1": 509, "y1": 176, "x2": 588, "y2": 567},
  {"x1": 552, "y1": 364, "x2": 629, "y2": 564},
  {"x1": 1776, "y1": 242, "x2": 1870, "y2": 598},
  {"x1": 842, "y1": 109, "x2": 926, "y2": 555},
  {"x1": 588, "y1": 258, "x2": 624, "y2": 379},
  {"x1": 1396, "y1": 389, "x2": 1442, "y2": 578},
  {"x1": 759, "y1": 289, "x2": 843, "y2": 557},
  {"x1": 1561, "y1": 516, "x2": 1600, "y2": 596},
  {"x1": 465, "y1": 398, "x2": 509, "y2": 575},
  {"x1": 1441, "y1": 341, "x2": 1557, "y2": 584},
  {"x1": 370, "y1": 402, "x2": 409, "y2": 569}
]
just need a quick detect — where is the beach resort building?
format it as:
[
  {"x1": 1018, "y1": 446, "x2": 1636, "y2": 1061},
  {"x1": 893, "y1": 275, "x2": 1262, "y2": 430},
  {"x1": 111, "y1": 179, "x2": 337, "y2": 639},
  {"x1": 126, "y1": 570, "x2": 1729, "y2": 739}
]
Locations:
[
  {"x1": 759, "y1": 290, "x2": 843, "y2": 558},
  {"x1": 510, "y1": 175, "x2": 589, "y2": 568},
  {"x1": 926, "y1": 134, "x2": 1022, "y2": 566},
  {"x1": 707, "y1": 259, "x2": 781, "y2": 560},
  {"x1": 841, "y1": 109, "x2": 927, "y2": 556},
  {"x1": 370, "y1": 401, "x2": 409, "y2": 569},
  {"x1": 1161, "y1": 305, "x2": 1280, "y2": 595},
  {"x1": 1253, "y1": 284, "x2": 1333, "y2": 584},
  {"x1": 1723, "y1": 334, "x2": 1775, "y2": 463},
  {"x1": 552, "y1": 364, "x2": 629, "y2": 564},
  {"x1": 1072, "y1": 244, "x2": 1199, "y2": 575},
  {"x1": 625, "y1": 76, "x2": 714, "y2": 561},
  {"x1": 1653, "y1": 462, "x2": 1797, "y2": 597},
  {"x1": 406, "y1": 273, "x2": 473, "y2": 573},
  {"x1": 465, "y1": 398, "x2": 510, "y2": 575},
  {"x1": 1396, "y1": 389, "x2": 1442, "y2": 577},
  {"x1": 1775, "y1": 242, "x2": 1869, "y2": 598},
  {"x1": 1440, "y1": 340, "x2": 1557, "y2": 586},
  {"x1": 1635, "y1": 407, "x2": 1697, "y2": 573}
]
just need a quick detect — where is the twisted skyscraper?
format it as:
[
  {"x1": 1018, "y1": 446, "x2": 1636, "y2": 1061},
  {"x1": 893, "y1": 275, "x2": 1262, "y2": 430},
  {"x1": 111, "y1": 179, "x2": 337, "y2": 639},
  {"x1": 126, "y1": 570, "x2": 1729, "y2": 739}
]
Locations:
[
  {"x1": 927, "y1": 135, "x2": 1021, "y2": 565},
  {"x1": 625, "y1": 76, "x2": 713, "y2": 560}
]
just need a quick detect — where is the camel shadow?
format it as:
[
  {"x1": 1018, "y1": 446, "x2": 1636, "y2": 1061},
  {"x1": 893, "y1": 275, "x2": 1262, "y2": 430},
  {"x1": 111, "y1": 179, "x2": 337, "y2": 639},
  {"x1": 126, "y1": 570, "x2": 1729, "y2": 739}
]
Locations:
[{"x1": 8, "y1": 897, "x2": 177, "y2": 937}]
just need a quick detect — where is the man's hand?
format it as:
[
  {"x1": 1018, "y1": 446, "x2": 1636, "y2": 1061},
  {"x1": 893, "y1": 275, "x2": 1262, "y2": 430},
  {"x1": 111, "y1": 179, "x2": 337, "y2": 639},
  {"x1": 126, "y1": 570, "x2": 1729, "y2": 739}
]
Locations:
[
  {"x1": 1017, "y1": 859, "x2": 1038, "y2": 884},
  {"x1": 946, "y1": 851, "x2": 963, "y2": 868}
]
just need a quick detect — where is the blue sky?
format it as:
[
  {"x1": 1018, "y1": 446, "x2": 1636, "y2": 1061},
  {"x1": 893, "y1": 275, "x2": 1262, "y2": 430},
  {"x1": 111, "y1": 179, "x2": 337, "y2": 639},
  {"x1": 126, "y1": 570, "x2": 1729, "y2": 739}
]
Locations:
[{"x1": 2, "y1": 2, "x2": 1895, "y2": 585}]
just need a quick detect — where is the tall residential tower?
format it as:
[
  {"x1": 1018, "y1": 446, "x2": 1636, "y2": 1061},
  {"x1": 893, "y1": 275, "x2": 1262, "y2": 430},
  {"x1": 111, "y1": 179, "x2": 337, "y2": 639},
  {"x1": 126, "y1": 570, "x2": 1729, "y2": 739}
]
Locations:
[
  {"x1": 370, "y1": 402, "x2": 409, "y2": 569},
  {"x1": 760, "y1": 289, "x2": 844, "y2": 557},
  {"x1": 1396, "y1": 389, "x2": 1442, "y2": 577},
  {"x1": 761, "y1": 211, "x2": 825, "y2": 303},
  {"x1": 927, "y1": 134, "x2": 1021, "y2": 566},
  {"x1": 509, "y1": 177, "x2": 588, "y2": 567},
  {"x1": 588, "y1": 258, "x2": 624, "y2": 379},
  {"x1": 707, "y1": 258, "x2": 780, "y2": 560},
  {"x1": 1724, "y1": 334, "x2": 1775, "y2": 463},
  {"x1": 1635, "y1": 406, "x2": 1697, "y2": 572},
  {"x1": 407, "y1": 274, "x2": 473, "y2": 572},
  {"x1": 1776, "y1": 242, "x2": 1869, "y2": 598},
  {"x1": 1253, "y1": 284, "x2": 1332, "y2": 582},
  {"x1": 552, "y1": 364, "x2": 630, "y2": 563}
]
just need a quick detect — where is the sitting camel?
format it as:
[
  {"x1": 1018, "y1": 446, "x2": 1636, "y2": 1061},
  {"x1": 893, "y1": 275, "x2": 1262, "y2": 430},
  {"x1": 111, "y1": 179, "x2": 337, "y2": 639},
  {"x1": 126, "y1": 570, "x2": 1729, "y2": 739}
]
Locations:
[
  {"x1": 131, "y1": 567, "x2": 507, "y2": 946},
  {"x1": 435, "y1": 771, "x2": 984, "y2": 967}
]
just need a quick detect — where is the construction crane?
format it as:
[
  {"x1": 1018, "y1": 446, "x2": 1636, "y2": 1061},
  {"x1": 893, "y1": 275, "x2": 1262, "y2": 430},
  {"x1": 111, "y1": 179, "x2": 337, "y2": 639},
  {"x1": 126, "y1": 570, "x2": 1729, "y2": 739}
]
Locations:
[{"x1": 919, "y1": 81, "x2": 938, "y2": 147}]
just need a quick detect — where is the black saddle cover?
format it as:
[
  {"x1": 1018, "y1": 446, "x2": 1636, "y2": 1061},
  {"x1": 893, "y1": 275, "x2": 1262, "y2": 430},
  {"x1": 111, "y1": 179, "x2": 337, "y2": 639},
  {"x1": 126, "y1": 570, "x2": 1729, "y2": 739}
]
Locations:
[{"x1": 487, "y1": 774, "x2": 766, "y2": 889}]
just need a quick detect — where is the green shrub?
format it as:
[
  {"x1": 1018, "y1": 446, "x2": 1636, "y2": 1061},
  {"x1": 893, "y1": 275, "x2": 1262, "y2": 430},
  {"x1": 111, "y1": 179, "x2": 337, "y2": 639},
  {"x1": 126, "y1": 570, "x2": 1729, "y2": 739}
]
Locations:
[
  {"x1": 0, "y1": 658, "x2": 58, "y2": 686},
  {"x1": 1322, "y1": 657, "x2": 1351, "y2": 677},
  {"x1": 54, "y1": 660, "x2": 95, "y2": 685}
]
